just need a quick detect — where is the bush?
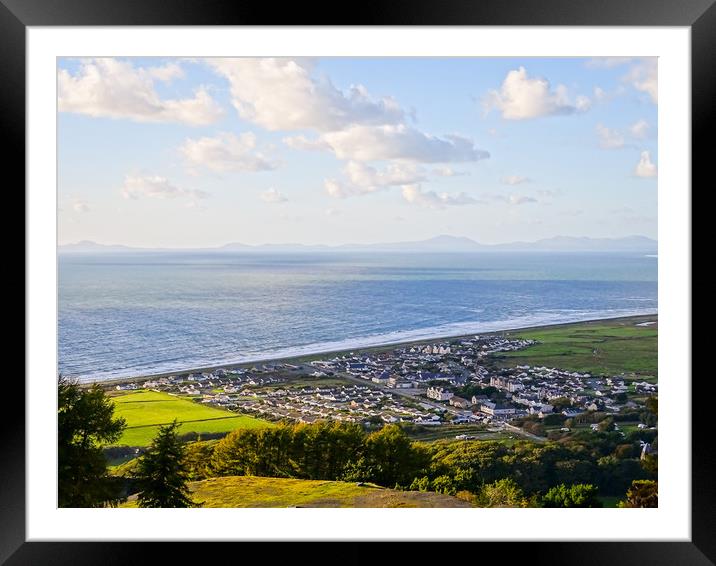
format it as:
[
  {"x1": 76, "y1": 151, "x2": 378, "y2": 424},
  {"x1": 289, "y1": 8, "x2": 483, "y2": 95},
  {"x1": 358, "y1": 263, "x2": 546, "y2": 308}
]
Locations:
[
  {"x1": 618, "y1": 479, "x2": 658, "y2": 508},
  {"x1": 542, "y1": 483, "x2": 602, "y2": 507},
  {"x1": 476, "y1": 478, "x2": 528, "y2": 508}
]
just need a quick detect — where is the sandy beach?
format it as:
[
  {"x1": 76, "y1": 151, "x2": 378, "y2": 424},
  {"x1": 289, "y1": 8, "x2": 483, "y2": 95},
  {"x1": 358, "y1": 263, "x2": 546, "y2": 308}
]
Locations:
[{"x1": 90, "y1": 312, "x2": 658, "y2": 386}]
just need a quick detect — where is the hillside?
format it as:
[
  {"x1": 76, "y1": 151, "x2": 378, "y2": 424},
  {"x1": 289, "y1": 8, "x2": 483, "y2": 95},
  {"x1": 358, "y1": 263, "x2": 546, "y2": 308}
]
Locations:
[{"x1": 121, "y1": 476, "x2": 473, "y2": 508}]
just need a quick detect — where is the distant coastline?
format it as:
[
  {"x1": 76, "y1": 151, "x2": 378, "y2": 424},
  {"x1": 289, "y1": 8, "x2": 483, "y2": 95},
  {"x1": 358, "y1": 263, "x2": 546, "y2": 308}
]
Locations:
[
  {"x1": 78, "y1": 311, "x2": 658, "y2": 386},
  {"x1": 58, "y1": 234, "x2": 658, "y2": 255}
]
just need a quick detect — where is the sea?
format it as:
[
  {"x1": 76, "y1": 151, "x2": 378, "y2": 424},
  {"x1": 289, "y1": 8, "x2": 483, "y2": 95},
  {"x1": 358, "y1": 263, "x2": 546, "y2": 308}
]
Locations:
[{"x1": 58, "y1": 252, "x2": 658, "y2": 382}]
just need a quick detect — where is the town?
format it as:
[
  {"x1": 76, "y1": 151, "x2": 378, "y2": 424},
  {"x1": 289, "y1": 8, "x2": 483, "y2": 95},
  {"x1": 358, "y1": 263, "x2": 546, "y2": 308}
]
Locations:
[{"x1": 111, "y1": 330, "x2": 658, "y2": 438}]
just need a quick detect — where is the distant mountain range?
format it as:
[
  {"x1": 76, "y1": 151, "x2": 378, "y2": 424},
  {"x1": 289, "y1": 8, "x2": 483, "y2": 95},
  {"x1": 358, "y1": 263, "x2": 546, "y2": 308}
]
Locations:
[{"x1": 59, "y1": 235, "x2": 657, "y2": 254}]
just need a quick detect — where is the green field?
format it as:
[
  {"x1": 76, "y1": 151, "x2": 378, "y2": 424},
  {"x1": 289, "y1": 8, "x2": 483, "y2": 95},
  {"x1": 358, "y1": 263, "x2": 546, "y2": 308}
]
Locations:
[
  {"x1": 120, "y1": 475, "x2": 473, "y2": 508},
  {"x1": 496, "y1": 317, "x2": 657, "y2": 378},
  {"x1": 111, "y1": 390, "x2": 272, "y2": 446},
  {"x1": 405, "y1": 424, "x2": 517, "y2": 444}
]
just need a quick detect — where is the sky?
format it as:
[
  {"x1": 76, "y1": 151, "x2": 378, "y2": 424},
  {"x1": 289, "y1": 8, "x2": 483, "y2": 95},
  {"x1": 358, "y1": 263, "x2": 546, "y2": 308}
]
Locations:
[{"x1": 57, "y1": 57, "x2": 657, "y2": 248}]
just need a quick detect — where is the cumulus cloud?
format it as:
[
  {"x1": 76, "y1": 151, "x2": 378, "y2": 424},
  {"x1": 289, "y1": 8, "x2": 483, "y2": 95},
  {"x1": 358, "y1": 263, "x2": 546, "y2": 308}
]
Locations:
[
  {"x1": 629, "y1": 119, "x2": 650, "y2": 139},
  {"x1": 120, "y1": 174, "x2": 209, "y2": 200},
  {"x1": 432, "y1": 166, "x2": 468, "y2": 177},
  {"x1": 345, "y1": 161, "x2": 427, "y2": 188},
  {"x1": 145, "y1": 62, "x2": 185, "y2": 82},
  {"x1": 323, "y1": 178, "x2": 382, "y2": 199},
  {"x1": 208, "y1": 58, "x2": 404, "y2": 132},
  {"x1": 500, "y1": 175, "x2": 531, "y2": 185},
  {"x1": 180, "y1": 132, "x2": 278, "y2": 173},
  {"x1": 625, "y1": 58, "x2": 657, "y2": 104},
  {"x1": 596, "y1": 124, "x2": 625, "y2": 149},
  {"x1": 208, "y1": 58, "x2": 489, "y2": 167},
  {"x1": 324, "y1": 161, "x2": 434, "y2": 199},
  {"x1": 260, "y1": 187, "x2": 288, "y2": 203},
  {"x1": 58, "y1": 58, "x2": 222, "y2": 125},
  {"x1": 320, "y1": 124, "x2": 489, "y2": 163},
  {"x1": 586, "y1": 57, "x2": 657, "y2": 104},
  {"x1": 508, "y1": 195, "x2": 538, "y2": 205},
  {"x1": 282, "y1": 135, "x2": 331, "y2": 151},
  {"x1": 484, "y1": 66, "x2": 590, "y2": 120},
  {"x1": 635, "y1": 151, "x2": 657, "y2": 178},
  {"x1": 401, "y1": 184, "x2": 478, "y2": 209}
]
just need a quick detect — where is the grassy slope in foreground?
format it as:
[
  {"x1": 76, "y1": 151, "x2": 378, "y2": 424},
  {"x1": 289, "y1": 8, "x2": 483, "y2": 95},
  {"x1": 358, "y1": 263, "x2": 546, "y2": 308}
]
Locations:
[
  {"x1": 121, "y1": 476, "x2": 473, "y2": 508},
  {"x1": 495, "y1": 317, "x2": 657, "y2": 379},
  {"x1": 111, "y1": 390, "x2": 272, "y2": 446}
]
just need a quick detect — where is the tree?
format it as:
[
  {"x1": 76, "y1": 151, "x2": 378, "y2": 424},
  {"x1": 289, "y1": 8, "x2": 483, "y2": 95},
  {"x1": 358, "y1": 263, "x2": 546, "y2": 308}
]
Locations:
[
  {"x1": 597, "y1": 416, "x2": 616, "y2": 432},
  {"x1": 133, "y1": 420, "x2": 196, "y2": 507},
  {"x1": 58, "y1": 376, "x2": 127, "y2": 507},
  {"x1": 618, "y1": 479, "x2": 658, "y2": 508},
  {"x1": 360, "y1": 424, "x2": 428, "y2": 487},
  {"x1": 477, "y1": 478, "x2": 529, "y2": 508},
  {"x1": 542, "y1": 483, "x2": 602, "y2": 507}
]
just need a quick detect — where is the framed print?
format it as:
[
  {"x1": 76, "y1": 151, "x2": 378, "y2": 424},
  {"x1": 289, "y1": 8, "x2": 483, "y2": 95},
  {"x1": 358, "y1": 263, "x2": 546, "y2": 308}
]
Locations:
[{"x1": 6, "y1": 0, "x2": 711, "y2": 563}]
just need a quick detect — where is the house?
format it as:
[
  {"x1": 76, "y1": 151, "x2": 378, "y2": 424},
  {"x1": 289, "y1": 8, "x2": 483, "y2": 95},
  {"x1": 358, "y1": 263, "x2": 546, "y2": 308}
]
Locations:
[
  {"x1": 490, "y1": 376, "x2": 525, "y2": 393},
  {"x1": 449, "y1": 396, "x2": 472, "y2": 409},
  {"x1": 427, "y1": 387, "x2": 454, "y2": 401},
  {"x1": 479, "y1": 401, "x2": 516, "y2": 417}
]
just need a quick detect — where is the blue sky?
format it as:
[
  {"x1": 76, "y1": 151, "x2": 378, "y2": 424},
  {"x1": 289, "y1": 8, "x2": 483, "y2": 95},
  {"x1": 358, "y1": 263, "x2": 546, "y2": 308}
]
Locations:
[{"x1": 58, "y1": 57, "x2": 657, "y2": 247}]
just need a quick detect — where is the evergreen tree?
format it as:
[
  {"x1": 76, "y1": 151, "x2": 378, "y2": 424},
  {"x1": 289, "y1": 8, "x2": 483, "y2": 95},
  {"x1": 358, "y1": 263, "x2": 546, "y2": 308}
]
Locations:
[
  {"x1": 134, "y1": 420, "x2": 196, "y2": 508},
  {"x1": 58, "y1": 376, "x2": 127, "y2": 507}
]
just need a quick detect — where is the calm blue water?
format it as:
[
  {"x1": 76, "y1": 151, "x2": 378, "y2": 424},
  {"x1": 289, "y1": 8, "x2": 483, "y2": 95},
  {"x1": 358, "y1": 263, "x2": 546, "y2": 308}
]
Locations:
[{"x1": 58, "y1": 252, "x2": 657, "y2": 381}]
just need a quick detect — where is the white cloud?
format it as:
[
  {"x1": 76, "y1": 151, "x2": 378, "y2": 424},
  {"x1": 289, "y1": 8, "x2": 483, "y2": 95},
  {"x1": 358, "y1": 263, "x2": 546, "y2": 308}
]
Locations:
[
  {"x1": 210, "y1": 58, "x2": 489, "y2": 167},
  {"x1": 320, "y1": 124, "x2": 489, "y2": 163},
  {"x1": 432, "y1": 166, "x2": 468, "y2": 177},
  {"x1": 324, "y1": 161, "x2": 435, "y2": 199},
  {"x1": 145, "y1": 62, "x2": 185, "y2": 82},
  {"x1": 260, "y1": 187, "x2": 288, "y2": 203},
  {"x1": 58, "y1": 58, "x2": 222, "y2": 125},
  {"x1": 208, "y1": 58, "x2": 404, "y2": 132},
  {"x1": 508, "y1": 195, "x2": 538, "y2": 205},
  {"x1": 629, "y1": 119, "x2": 650, "y2": 139},
  {"x1": 500, "y1": 175, "x2": 531, "y2": 185},
  {"x1": 282, "y1": 135, "x2": 331, "y2": 151},
  {"x1": 484, "y1": 66, "x2": 590, "y2": 120},
  {"x1": 120, "y1": 175, "x2": 209, "y2": 200},
  {"x1": 586, "y1": 57, "x2": 657, "y2": 104},
  {"x1": 180, "y1": 132, "x2": 278, "y2": 173},
  {"x1": 325, "y1": 208, "x2": 342, "y2": 217},
  {"x1": 344, "y1": 161, "x2": 426, "y2": 187},
  {"x1": 635, "y1": 151, "x2": 657, "y2": 178},
  {"x1": 401, "y1": 184, "x2": 478, "y2": 209},
  {"x1": 625, "y1": 59, "x2": 657, "y2": 104},
  {"x1": 596, "y1": 124, "x2": 625, "y2": 149},
  {"x1": 323, "y1": 178, "x2": 384, "y2": 199}
]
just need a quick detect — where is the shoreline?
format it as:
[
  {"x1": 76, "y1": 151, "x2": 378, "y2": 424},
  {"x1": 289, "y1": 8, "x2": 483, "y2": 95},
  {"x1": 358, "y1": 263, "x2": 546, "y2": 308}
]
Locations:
[{"x1": 77, "y1": 311, "x2": 658, "y2": 386}]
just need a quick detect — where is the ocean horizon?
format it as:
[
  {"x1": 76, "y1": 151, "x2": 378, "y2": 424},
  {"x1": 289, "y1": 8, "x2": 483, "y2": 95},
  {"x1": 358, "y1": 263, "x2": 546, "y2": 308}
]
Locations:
[{"x1": 58, "y1": 251, "x2": 658, "y2": 382}]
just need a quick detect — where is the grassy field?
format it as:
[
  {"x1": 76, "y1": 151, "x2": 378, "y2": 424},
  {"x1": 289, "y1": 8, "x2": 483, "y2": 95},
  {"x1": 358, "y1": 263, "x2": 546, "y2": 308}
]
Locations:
[
  {"x1": 111, "y1": 390, "x2": 272, "y2": 446},
  {"x1": 120, "y1": 476, "x2": 473, "y2": 508},
  {"x1": 495, "y1": 317, "x2": 657, "y2": 378},
  {"x1": 405, "y1": 424, "x2": 518, "y2": 444}
]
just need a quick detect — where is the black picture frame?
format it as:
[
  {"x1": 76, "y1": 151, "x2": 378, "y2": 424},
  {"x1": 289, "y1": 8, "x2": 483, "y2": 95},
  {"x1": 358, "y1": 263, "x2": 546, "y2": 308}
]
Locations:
[{"x1": 5, "y1": 1, "x2": 708, "y2": 563}]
